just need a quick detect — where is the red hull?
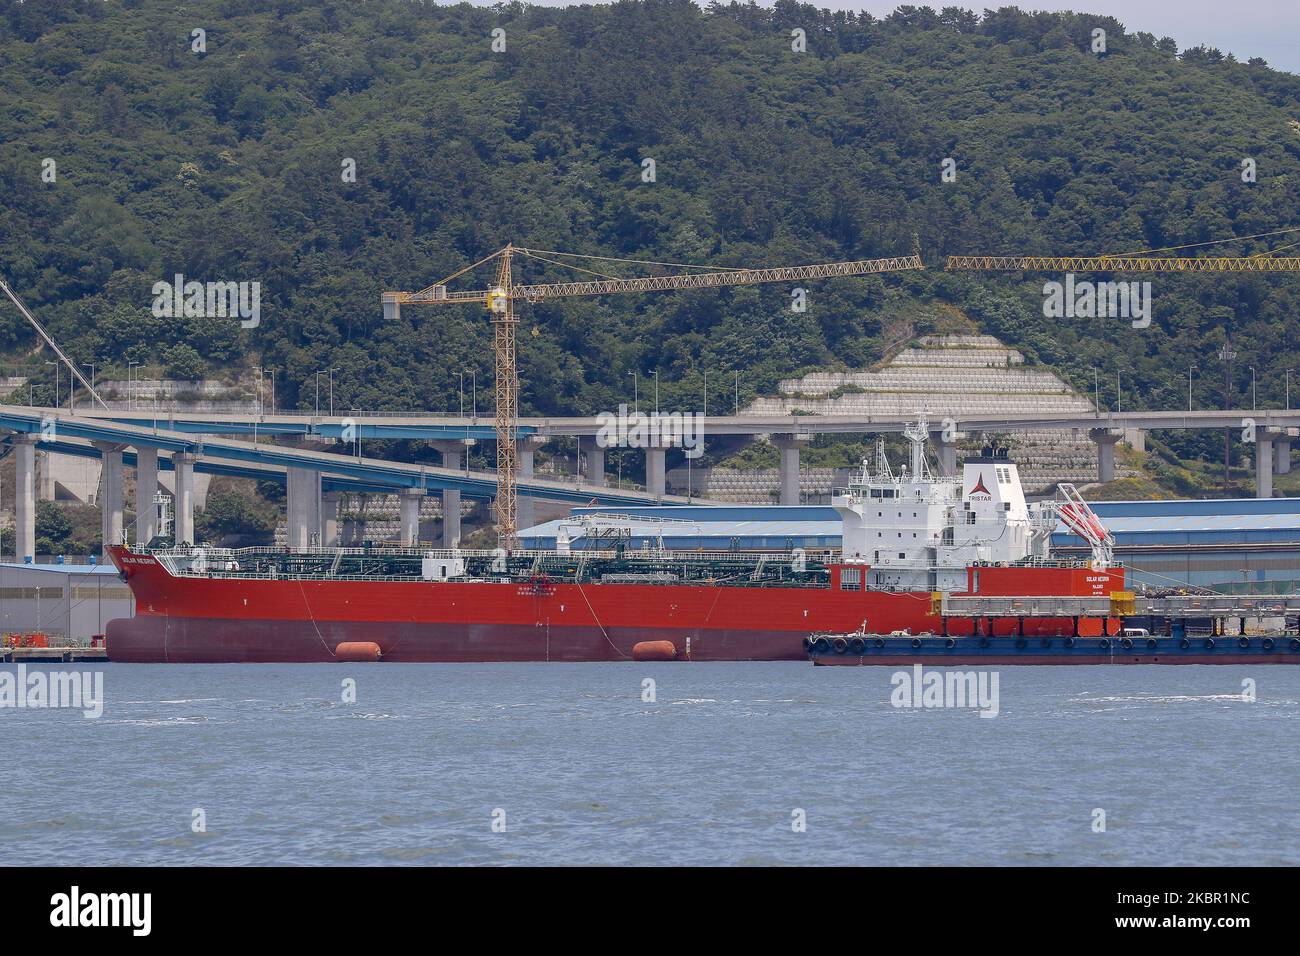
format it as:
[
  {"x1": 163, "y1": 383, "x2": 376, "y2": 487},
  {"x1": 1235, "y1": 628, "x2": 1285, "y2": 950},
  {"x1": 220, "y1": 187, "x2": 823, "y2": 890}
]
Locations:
[{"x1": 105, "y1": 547, "x2": 1125, "y2": 663}]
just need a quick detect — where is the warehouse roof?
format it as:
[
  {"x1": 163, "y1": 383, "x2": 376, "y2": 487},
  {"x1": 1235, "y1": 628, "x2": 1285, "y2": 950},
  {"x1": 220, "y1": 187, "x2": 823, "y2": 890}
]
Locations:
[{"x1": 0, "y1": 562, "x2": 119, "y2": 574}]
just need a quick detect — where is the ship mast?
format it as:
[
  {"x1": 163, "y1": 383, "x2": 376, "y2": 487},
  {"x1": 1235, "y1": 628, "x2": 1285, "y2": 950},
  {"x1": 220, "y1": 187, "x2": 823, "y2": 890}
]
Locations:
[{"x1": 901, "y1": 414, "x2": 931, "y2": 481}]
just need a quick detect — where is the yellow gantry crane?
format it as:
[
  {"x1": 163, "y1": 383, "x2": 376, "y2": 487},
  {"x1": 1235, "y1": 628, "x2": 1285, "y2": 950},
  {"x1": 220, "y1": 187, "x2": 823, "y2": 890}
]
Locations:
[{"x1": 383, "y1": 244, "x2": 924, "y2": 546}]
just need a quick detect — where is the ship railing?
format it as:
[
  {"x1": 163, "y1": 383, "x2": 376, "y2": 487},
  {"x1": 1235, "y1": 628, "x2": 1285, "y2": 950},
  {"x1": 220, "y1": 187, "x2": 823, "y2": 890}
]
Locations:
[
  {"x1": 147, "y1": 545, "x2": 843, "y2": 565},
  {"x1": 160, "y1": 570, "x2": 840, "y2": 587}
]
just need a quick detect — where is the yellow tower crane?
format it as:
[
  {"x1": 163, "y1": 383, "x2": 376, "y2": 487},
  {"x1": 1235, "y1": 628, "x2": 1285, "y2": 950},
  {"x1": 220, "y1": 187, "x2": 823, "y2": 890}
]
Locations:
[
  {"x1": 383, "y1": 245, "x2": 924, "y2": 547},
  {"x1": 946, "y1": 226, "x2": 1300, "y2": 272}
]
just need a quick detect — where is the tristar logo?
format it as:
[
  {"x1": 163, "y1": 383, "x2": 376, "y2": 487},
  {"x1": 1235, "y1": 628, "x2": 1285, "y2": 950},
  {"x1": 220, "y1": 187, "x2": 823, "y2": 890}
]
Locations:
[{"x1": 967, "y1": 473, "x2": 992, "y2": 498}]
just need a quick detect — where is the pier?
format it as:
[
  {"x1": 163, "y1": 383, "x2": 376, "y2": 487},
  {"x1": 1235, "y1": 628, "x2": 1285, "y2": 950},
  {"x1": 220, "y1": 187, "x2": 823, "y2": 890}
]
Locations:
[{"x1": 1, "y1": 647, "x2": 109, "y2": 664}]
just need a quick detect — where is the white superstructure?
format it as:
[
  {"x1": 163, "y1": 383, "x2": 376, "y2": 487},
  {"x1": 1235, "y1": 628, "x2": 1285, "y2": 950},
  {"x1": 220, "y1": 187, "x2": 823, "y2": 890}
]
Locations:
[{"x1": 833, "y1": 418, "x2": 1059, "y2": 591}]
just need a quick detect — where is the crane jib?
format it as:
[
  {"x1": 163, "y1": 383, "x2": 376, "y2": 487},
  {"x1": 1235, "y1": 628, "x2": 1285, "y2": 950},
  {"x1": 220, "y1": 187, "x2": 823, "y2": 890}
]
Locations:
[{"x1": 511, "y1": 255, "x2": 925, "y2": 301}]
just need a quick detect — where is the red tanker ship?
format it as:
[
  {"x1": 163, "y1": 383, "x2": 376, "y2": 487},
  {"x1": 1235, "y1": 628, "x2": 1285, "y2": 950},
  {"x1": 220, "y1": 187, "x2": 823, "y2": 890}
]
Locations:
[{"x1": 104, "y1": 424, "x2": 1124, "y2": 663}]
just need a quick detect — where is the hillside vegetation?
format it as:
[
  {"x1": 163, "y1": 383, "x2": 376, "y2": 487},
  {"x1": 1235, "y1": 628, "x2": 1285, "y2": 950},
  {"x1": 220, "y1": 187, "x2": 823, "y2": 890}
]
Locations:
[{"x1": 3, "y1": 0, "x2": 1300, "y2": 474}]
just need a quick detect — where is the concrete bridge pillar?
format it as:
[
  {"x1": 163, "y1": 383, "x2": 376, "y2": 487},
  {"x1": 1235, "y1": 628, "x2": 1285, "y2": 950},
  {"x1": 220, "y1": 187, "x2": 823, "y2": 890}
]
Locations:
[
  {"x1": 172, "y1": 452, "x2": 197, "y2": 545},
  {"x1": 1123, "y1": 428, "x2": 1146, "y2": 453},
  {"x1": 773, "y1": 434, "x2": 811, "y2": 505},
  {"x1": 441, "y1": 488, "x2": 461, "y2": 548},
  {"x1": 584, "y1": 444, "x2": 606, "y2": 487},
  {"x1": 13, "y1": 434, "x2": 37, "y2": 562},
  {"x1": 134, "y1": 446, "x2": 158, "y2": 545},
  {"x1": 322, "y1": 491, "x2": 342, "y2": 547},
  {"x1": 1255, "y1": 428, "x2": 1290, "y2": 499},
  {"x1": 1276, "y1": 436, "x2": 1293, "y2": 475},
  {"x1": 930, "y1": 430, "x2": 962, "y2": 477},
  {"x1": 36, "y1": 450, "x2": 55, "y2": 501},
  {"x1": 517, "y1": 437, "x2": 544, "y2": 531},
  {"x1": 286, "y1": 465, "x2": 321, "y2": 549},
  {"x1": 398, "y1": 488, "x2": 422, "y2": 546},
  {"x1": 1088, "y1": 428, "x2": 1122, "y2": 483},
  {"x1": 94, "y1": 442, "x2": 126, "y2": 551},
  {"x1": 1256, "y1": 436, "x2": 1274, "y2": 499},
  {"x1": 431, "y1": 439, "x2": 473, "y2": 473},
  {"x1": 646, "y1": 445, "x2": 667, "y2": 499}
]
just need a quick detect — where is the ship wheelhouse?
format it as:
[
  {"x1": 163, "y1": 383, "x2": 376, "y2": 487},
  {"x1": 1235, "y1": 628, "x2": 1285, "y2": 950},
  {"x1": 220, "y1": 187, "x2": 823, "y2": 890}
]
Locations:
[{"x1": 833, "y1": 418, "x2": 1059, "y2": 592}]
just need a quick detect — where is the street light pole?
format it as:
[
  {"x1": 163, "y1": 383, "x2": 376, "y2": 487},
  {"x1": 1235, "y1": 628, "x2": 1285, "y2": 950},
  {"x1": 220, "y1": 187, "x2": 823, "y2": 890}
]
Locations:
[
  {"x1": 629, "y1": 371, "x2": 638, "y2": 413},
  {"x1": 1218, "y1": 344, "x2": 1238, "y2": 495},
  {"x1": 80, "y1": 362, "x2": 96, "y2": 413},
  {"x1": 314, "y1": 370, "x2": 321, "y2": 416},
  {"x1": 652, "y1": 370, "x2": 659, "y2": 416},
  {"x1": 1249, "y1": 366, "x2": 1257, "y2": 411},
  {"x1": 734, "y1": 371, "x2": 740, "y2": 416},
  {"x1": 328, "y1": 368, "x2": 337, "y2": 416},
  {"x1": 1188, "y1": 365, "x2": 1197, "y2": 412},
  {"x1": 1288, "y1": 369, "x2": 1295, "y2": 411}
]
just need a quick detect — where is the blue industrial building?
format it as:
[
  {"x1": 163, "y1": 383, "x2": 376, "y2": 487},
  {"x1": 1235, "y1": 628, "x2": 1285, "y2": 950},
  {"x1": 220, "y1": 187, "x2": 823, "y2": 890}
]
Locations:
[
  {"x1": 520, "y1": 499, "x2": 1300, "y2": 594},
  {"x1": 1057, "y1": 499, "x2": 1300, "y2": 593}
]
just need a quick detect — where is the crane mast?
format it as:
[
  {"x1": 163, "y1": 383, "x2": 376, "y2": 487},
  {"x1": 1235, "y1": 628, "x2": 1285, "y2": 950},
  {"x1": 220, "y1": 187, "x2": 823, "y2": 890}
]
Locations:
[
  {"x1": 490, "y1": 245, "x2": 519, "y2": 547},
  {"x1": 384, "y1": 246, "x2": 923, "y2": 547}
]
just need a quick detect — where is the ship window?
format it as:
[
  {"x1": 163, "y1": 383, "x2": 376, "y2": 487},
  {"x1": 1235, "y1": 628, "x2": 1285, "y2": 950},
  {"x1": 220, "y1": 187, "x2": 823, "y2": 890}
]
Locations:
[
  {"x1": 966, "y1": 512, "x2": 976, "y2": 525},
  {"x1": 1004, "y1": 502, "x2": 1011, "y2": 511},
  {"x1": 898, "y1": 552, "x2": 906, "y2": 559},
  {"x1": 841, "y1": 568, "x2": 861, "y2": 591}
]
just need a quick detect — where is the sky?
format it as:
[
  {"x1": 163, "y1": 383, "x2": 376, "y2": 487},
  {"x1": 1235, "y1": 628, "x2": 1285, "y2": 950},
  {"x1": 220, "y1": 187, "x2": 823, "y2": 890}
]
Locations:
[{"x1": 506, "y1": 1, "x2": 1300, "y2": 75}]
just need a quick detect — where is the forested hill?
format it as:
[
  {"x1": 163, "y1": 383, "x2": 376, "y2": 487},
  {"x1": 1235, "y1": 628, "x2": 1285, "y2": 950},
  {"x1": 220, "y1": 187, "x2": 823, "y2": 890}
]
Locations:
[{"x1": 4, "y1": 0, "x2": 1300, "y2": 419}]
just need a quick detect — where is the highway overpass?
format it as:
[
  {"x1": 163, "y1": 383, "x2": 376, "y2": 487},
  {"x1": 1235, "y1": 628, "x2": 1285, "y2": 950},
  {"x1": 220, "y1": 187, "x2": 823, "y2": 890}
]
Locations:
[
  {"x1": 77, "y1": 406, "x2": 1300, "y2": 501},
  {"x1": 0, "y1": 407, "x2": 707, "y2": 560}
]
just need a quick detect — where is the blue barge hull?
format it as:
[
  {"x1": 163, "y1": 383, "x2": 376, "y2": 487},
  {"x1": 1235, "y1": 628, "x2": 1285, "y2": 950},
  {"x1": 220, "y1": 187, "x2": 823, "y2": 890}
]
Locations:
[{"x1": 807, "y1": 633, "x2": 1300, "y2": 665}]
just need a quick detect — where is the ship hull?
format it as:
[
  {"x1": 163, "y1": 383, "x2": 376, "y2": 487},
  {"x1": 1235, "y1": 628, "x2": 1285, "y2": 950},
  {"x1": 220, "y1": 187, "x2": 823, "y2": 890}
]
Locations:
[
  {"x1": 105, "y1": 547, "x2": 1126, "y2": 663},
  {"x1": 105, "y1": 616, "x2": 818, "y2": 663}
]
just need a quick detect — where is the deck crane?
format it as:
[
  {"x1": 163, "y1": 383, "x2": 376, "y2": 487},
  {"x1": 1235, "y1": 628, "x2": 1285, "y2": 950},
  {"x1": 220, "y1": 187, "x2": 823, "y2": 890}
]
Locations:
[
  {"x1": 383, "y1": 244, "x2": 924, "y2": 546},
  {"x1": 1055, "y1": 483, "x2": 1115, "y2": 569}
]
